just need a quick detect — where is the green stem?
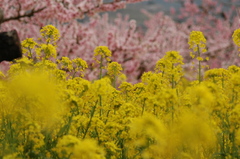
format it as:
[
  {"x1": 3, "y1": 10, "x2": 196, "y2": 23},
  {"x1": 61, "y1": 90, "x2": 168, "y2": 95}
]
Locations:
[
  {"x1": 99, "y1": 95, "x2": 102, "y2": 117},
  {"x1": 153, "y1": 104, "x2": 156, "y2": 116},
  {"x1": 197, "y1": 45, "x2": 201, "y2": 83},
  {"x1": 171, "y1": 101, "x2": 174, "y2": 124},
  {"x1": 99, "y1": 55, "x2": 103, "y2": 79},
  {"x1": 171, "y1": 63, "x2": 175, "y2": 89},
  {"x1": 104, "y1": 110, "x2": 111, "y2": 124},
  {"x1": 221, "y1": 132, "x2": 225, "y2": 159},
  {"x1": 94, "y1": 126, "x2": 101, "y2": 144},
  {"x1": 141, "y1": 98, "x2": 146, "y2": 116},
  {"x1": 82, "y1": 101, "x2": 97, "y2": 139},
  {"x1": 113, "y1": 74, "x2": 117, "y2": 88},
  {"x1": 171, "y1": 64, "x2": 175, "y2": 123},
  {"x1": 28, "y1": 47, "x2": 33, "y2": 59},
  {"x1": 230, "y1": 129, "x2": 236, "y2": 158}
]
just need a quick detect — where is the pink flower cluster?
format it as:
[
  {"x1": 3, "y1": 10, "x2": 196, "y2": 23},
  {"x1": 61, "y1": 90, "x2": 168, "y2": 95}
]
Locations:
[{"x1": 0, "y1": 0, "x2": 239, "y2": 82}]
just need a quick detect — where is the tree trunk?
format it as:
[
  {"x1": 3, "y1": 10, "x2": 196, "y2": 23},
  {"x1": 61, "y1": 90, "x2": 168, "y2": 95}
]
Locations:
[{"x1": 0, "y1": 30, "x2": 22, "y2": 62}]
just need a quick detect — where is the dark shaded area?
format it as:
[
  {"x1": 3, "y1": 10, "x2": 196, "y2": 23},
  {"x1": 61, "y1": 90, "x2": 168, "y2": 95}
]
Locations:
[{"x1": 0, "y1": 30, "x2": 22, "y2": 62}]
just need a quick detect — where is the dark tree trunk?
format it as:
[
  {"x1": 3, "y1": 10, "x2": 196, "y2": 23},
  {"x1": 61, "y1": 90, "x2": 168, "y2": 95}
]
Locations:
[{"x1": 0, "y1": 30, "x2": 22, "y2": 62}]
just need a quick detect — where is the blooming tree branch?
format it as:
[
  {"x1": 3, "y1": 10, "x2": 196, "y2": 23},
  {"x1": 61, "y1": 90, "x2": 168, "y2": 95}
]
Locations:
[{"x1": 0, "y1": 0, "x2": 240, "y2": 83}]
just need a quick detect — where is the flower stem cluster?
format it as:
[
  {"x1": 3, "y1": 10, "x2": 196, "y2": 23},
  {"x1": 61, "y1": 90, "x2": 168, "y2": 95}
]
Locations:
[
  {"x1": 232, "y1": 28, "x2": 240, "y2": 52},
  {"x1": 93, "y1": 46, "x2": 112, "y2": 79},
  {"x1": 106, "y1": 62, "x2": 124, "y2": 88},
  {"x1": 155, "y1": 50, "x2": 184, "y2": 88},
  {"x1": 1, "y1": 25, "x2": 240, "y2": 159},
  {"x1": 22, "y1": 25, "x2": 60, "y2": 61},
  {"x1": 40, "y1": 25, "x2": 60, "y2": 45},
  {"x1": 188, "y1": 31, "x2": 209, "y2": 83}
]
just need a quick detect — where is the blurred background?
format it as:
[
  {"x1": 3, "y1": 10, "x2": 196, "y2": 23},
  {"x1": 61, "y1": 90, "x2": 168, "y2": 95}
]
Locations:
[
  {"x1": 106, "y1": 0, "x2": 239, "y2": 27},
  {"x1": 106, "y1": 0, "x2": 181, "y2": 26}
]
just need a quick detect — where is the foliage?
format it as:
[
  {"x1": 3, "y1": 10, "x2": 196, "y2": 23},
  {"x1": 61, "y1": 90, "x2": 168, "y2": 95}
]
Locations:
[
  {"x1": 0, "y1": 0, "x2": 240, "y2": 82},
  {"x1": 0, "y1": 25, "x2": 240, "y2": 159}
]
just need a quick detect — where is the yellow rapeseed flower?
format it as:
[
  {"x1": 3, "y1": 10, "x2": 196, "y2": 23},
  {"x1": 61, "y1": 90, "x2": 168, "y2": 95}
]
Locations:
[
  {"x1": 94, "y1": 46, "x2": 112, "y2": 63},
  {"x1": 106, "y1": 62, "x2": 123, "y2": 87},
  {"x1": 204, "y1": 68, "x2": 229, "y2": 82},
  {"x1": 54, "y1": 135, "x2": 105, "y2": 158},
  {"x1": 93, "y1": 46, "x2": 112, "y2": 79},
  {"x1": 228, "y1": 65, "x2": 240, "y2": 74},
  {"x1": 188, "y1": 31, "x2": 207, "y2": 53},
  {"x1": 40, "y1": 25, "x2": 60, "y2": 44},
  {"x1": 36, "y1": 44, "x2": 57, "y2": 59},
  {"x1": 232, "y1": 28, "x2": 240, "y2": 49},
  {"x1": 72, "y1": 58, "x2": 88, "y2": 72},
  {"x1": 107, "y1": 62, "x2": 123, "y2": 77},
  {"x1": 21, "y1": 38, "x2": 38, "y2": 57},
  {"x1": 188, "y1": 31, "x2": 208, "y2": 82},
  {"x1": 155, "y1": 51, "x2": 183, "y2": 73},
  {"x1": 57, "y1": 57, "x2": 73, "y2": 71},
  {"x1": 21, "y1": 38, "x2": 37, "y2": 49},
  {"x1": 72, "y1": 58, "x2": 88, "y2": 77},
  {"x1": 0, "y1": 71, "x2": 5, "y2": 78},
  {"x1": 165, "y1": 50, "x2": 184, "y2": 64},
  {"x1": 6, "y1": 69, "x2": 66, "y2": 129},
  {"x1": 155, "y1": 51, "x2": 184, "y2": 87},
  {"x1": 236, "y1": 128, "x2": 240, "y2": 145}
]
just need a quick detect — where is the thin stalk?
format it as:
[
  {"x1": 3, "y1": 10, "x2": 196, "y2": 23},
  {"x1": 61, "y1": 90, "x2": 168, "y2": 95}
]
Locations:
[
  {"x1": 230, "y1": 129, "x2": 236, "y2": 158},
  {"x1": 220, "y1": 132, "x2": 225, "y2": 159},
  {"x1": 94, "y1": 126, "x2": 101, "y2": 144},
  {"x1": 104, "y1": 110, "x2": 111, "y2": 124},
  {"x1": 99, "y1": 95, "x2": 102, "y2": 117},
  {"x1": 171, "y1": 63, "x2": 175, "y2": 123},
  {"x1": 141, "y1": 98, "x2": 146, "y2": 116},
  {"x1": 197, "y1": 45, "x2": 201, "y2": 83},
  {"x1": 99, "y1": 55, "x2": 103, "y2": 79},
  {"x1": 172, "y1": 102, "x2": 174, "y2": 124},
  {"x1": 113, "y1": 74, "x2": 117, "y2": 88},
  {"x1": 153, "y1": 104, "x2": 156, "y2": 116},
  {"x1": 82, "y1": 101, "x2": 97, "y2": 139},
  {"x1": 72, "y1": 71, "x2": 77, "y2": 78},
  {"x1": 171, "y1": 63, "x2": 175, "y2": 89},
  {"x1": 28, "y1": 47, "x2": 33, "y2": 59}
]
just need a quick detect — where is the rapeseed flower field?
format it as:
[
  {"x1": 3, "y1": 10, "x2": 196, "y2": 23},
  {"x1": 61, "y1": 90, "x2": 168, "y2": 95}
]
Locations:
[{"x1": 1, "y1": 25, "x2": 240, "y2": 159}]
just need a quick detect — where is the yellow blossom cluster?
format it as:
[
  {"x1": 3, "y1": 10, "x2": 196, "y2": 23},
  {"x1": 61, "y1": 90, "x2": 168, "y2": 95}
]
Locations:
[
  {"x1": 21, "y1": 25, "x2": 60, "y2": 61},
  {"x1": 94, "y1": 46, "x2": 112, "y2": 63},
  {"x1": 1, "y1": 26, "x2": 240, "y2": 159},
  {"x1": 188, "y1": 31, "x2": 207, "y2": 53},
  {"x1": 188, "y1": 31, "x2": 209, "y2": 82},
  {"x1": 106, "y1": 62, "x2": 124, "y2": 88},
  {"x1": 232, "y1": 28, "x2": 240, "y2": 48},
  {"x1": 155, "y1": 50, "x2": 184, "y2": 88},
  {"x1": 93, "y1": 46, "x2": 112, "y2": 79},
  {"x1": 36, "y1": 43, "x2": 57, "y2": 59},
  {"x1": 107, "y1": 62, "x2": 123, "y2": 77},
  {"x1": 40, "y1": 25, "x2": 60, "y2": 44},
  {"x1": 57, "y1": 57, "x2": 88, "y2": 78}
]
